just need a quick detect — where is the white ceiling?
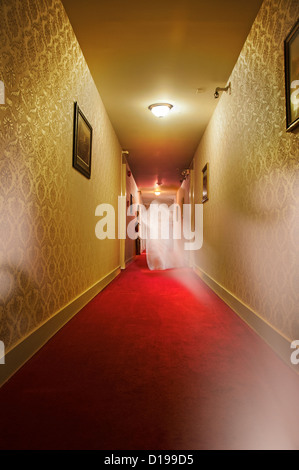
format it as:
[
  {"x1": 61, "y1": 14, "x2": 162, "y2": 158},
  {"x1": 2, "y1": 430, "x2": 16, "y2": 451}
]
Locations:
[{"x1": 61, "y1": 0, "x2": 263, "y2": 200}]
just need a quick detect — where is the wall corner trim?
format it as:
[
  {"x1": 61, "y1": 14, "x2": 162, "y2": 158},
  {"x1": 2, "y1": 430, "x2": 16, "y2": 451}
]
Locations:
[
  {"x1": 124, "y1": 255, "x2": 136, "y2": 268},
  {"x1": 193, "y1": 264, "x2": 299, "y2": 375},
  {"x1": 0, "y1": 266, "x2": 121, "y2": 388}
]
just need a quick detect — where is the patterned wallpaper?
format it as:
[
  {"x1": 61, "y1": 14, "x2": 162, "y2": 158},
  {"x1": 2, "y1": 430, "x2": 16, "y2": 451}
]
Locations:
[
  {"x1": 193, "y1": 0, "x2": 299, "y2": 340},
  {"x1": 0, "y1": 0, "x2": 122, "y2": 351}
]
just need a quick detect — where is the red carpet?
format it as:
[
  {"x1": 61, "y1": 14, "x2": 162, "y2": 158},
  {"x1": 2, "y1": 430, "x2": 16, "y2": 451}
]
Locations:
[{"x1": 0, "y1": 254, "x2": 299, "y2": 450}]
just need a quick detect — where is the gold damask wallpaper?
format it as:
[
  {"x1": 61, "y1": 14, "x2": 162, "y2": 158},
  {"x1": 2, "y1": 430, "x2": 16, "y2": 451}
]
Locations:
[
  {"x1": 193, "y1": 0, "x2": 299, "y2": 340},
  {"x1": 0, "y1": 0, "x2": 122, "y2": 351}
]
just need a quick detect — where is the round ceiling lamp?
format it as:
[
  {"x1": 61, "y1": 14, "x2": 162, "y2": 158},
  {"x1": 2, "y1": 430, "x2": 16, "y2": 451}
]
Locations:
[
  {"x1": 154, "y1": 181, "x2": 162, "y2": 196},
  {"x1": 148, "y1": 103, "x2": 173, "y2": 118},
  {"x1": 154, "y1": 181, "x2": 161, "y2": 196}
]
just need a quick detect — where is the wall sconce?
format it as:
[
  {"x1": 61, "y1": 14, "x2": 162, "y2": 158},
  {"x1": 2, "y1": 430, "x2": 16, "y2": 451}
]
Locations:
[
  {"x1": 214, "y1": 82, "x2": 231, "y2": 99},
  {"x1": 148, "y1": 103, "x2": 173, "y2": 118},
  {"x1": 180, "y1": 169, "x2": 190, "y2": 183},
  {"x1": 0, "y1": 81, "x2": 5, "y2": 105}
]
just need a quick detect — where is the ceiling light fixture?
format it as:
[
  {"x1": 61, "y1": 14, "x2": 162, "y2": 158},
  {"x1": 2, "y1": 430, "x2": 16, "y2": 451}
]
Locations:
[
  {"x1": 148, "y1": 103, "x2": 173, "y2": 118},
  {"x1": 154, "y1": 181, "x2": 162, "y2": 196}
]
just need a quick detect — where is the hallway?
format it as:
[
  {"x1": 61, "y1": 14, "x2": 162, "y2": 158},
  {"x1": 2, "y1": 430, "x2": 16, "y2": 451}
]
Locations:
[
  {"x1": 0, "y1": 0, "x2": 299, "y2": 452},
  {"x1": 0, "y1": 254, "x2": 299, "y2": 450}
]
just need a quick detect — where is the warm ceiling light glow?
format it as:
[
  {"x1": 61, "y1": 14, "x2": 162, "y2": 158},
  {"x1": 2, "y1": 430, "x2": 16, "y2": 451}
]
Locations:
[
  {"x1": 154, "y1": 190, "x2": 161, "y2": 196},
  {"x1": 148, "y1": 103, "x2": 173, "y2": 118}
]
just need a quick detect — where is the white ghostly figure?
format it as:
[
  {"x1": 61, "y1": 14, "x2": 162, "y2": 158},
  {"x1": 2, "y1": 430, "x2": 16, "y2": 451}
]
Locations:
[{"x1": 141, "y1": 201, "x2": 186, "y2": 271}]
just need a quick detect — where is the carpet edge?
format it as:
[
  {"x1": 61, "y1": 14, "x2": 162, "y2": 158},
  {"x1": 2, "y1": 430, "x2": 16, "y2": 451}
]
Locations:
[
  {"x1": 193, "y1": 264, "x2": 299, "y2": 376},
  {"x1": 0, "y1": 266, "x2": 121, "y2": 387}
]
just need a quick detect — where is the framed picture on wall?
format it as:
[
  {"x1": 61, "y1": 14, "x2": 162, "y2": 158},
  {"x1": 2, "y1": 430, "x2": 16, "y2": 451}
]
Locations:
[
  {"x1": 284, "y1": 19, "x2": 299, "y2": 132},
  {"x1": 73, "y1": 102, "x2": 93, "y2": 178},
  {"x1": 202, "y1": 163, "x2": 209, "y2": 203}
]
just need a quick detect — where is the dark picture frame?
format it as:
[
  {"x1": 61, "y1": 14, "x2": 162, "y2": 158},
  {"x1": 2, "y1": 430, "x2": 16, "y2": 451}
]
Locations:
[
  {"x1": 284, "y1": 19, "x2": 299, "y2": 132},
  {"x1": 202, "y1": 163, "x2": 209, "y2": 203},
  {"x1": 73, "y1": 102, "x2": 93, "y2": 178}
]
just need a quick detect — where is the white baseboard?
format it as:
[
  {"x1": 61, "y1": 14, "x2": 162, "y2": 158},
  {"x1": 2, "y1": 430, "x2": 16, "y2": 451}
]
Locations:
[
  {"x1": 0, "y1": 266, "x2": 121, "y2": 387},
  {"x1": 193, "y1": 264, "x2": 298, "y2": 375}
]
